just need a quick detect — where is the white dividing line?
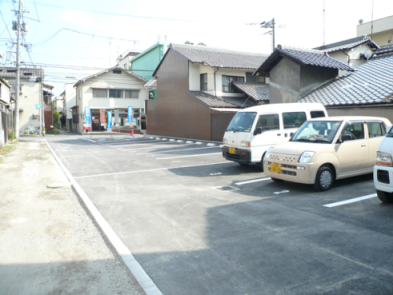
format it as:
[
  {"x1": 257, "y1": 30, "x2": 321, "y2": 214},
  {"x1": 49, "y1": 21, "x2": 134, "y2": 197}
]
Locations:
[
  {"x1": 156, "y1": 152, "x2": 221, "y2": 160},
  {"x1": 323, "y1": 193, "x2": 377, "y2": 208},
  {"x1": 235, "y1": 178, "x2": 271, "y2": 185},
  {"x1": 44, "y1": 140, "x2": 162, "y2": 295},
  {"x1": 137, "y1": 146, "x2": 218, "y2": 154},
  {"x1": 74, "y1": 162, "x2": 230, "y2": 179}
]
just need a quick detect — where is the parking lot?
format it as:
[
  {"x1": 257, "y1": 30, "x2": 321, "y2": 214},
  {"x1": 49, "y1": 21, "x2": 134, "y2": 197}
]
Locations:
[{"x1": 47, "y1": 135, "x2": 393, "y2": 295}]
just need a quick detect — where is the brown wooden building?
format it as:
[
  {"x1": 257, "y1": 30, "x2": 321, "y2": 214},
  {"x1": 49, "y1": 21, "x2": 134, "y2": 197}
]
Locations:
[{"x1": 147, "y1": 44, "x2": 269, "y2": 141}]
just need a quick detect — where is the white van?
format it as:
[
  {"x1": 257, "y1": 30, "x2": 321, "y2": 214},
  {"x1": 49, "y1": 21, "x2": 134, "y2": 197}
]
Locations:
[
  {"x1": 374, "y1": 125, "x2": 393, "y2": 203},
  {"x1": 222, "y1": 103, "x2": 328, "y2": 169}
]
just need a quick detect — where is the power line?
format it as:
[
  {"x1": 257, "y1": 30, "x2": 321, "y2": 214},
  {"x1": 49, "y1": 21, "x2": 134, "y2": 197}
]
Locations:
[
  {"x1": 0, "y1": 11, "x2": 15, "y2": 43},
  {"x1": 35, "y1": 1, "x2": 248, "y2": 24}
]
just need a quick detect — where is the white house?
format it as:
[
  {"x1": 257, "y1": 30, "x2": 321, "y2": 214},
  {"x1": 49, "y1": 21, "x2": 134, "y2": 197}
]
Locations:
[
  {"x1": 0, "y1": 67, "x2": 47, "y2": 134},
  {"x1": 59, "y1": 83, "x2": 76, "y2": 130},
  {"x1": 72, "y1": 66, "x2": 148, "y2": 133}
]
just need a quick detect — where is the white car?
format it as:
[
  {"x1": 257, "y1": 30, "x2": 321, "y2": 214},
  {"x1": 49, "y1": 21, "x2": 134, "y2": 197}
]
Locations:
[{"x1": 374, "y1": 125, "x2": 393, "y2": 203}]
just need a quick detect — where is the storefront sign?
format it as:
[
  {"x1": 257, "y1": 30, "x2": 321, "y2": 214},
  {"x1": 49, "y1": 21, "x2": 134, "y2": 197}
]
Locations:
[
  {"x1": 35, "y1": 104, "x2": 41, "y2": 109},
  {"x1": 84, "y1": 106, "x2": 91, "y2": 130},
  {"x1": 128, "y1": 106, "x2": 133, "y2": 127},
  {"x1": 100, "y1": 109, "x2": 105, "y2": 126},
  {"x1": 113, "y1": 109, "x2": 118, "y2": 126},
  {"x1": 107, "y1": 111, "x2": 112, "y2": 132}
]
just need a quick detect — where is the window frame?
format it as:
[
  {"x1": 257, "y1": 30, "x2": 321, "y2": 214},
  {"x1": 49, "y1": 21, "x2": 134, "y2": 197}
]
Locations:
[
  {"x1": 282, "y1": 111, "x2": 307, "y2": 129},
  {"x1": 200, "y1": 73, "x2": 208, "y2": 91},
  {"x1": 109, "y1": 89, "x2": 123, "y2": 99},
  {"x1": 124, "y1": 90, "x2": 139, "y2": 99},
  {"x1": 222, "y1": 75, "x2": 245, "y2": 93},
  {"x1": 255, "y1": 113, "x2": 280, "y2": 133},
  {"x1": 366, "y1": 121, "x2": 386, "y2": 138},
  {"x1": 92, "y1": 88, "x2": 108, "y2": 98},
  {"x1": 341, "y1": 121, "x2": 365, "y2": 141}
]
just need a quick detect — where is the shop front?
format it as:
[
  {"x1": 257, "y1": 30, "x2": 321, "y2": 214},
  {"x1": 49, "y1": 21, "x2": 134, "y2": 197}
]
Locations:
[{"x1": 88, "y1": 107, "x2": 144, "y2": 132}]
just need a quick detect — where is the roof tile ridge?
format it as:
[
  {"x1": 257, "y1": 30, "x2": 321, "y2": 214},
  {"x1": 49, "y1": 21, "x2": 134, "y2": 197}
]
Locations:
[
  {"x1": 279, "y1": 44, "x2": 325, "y2": 55},
  {"x1": 171, "y1": 43, "x2": 268, "y2": 57}
]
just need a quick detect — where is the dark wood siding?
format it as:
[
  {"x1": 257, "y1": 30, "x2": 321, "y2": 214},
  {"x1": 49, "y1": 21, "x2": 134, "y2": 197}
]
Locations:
[
  {"x1": 44, "y1": 105, "x2": 52, "y2": 130},
  {"x1": 147, "y1": 49, "x2": 212, "y2": 140},
  {"x1": 211, "y1": 112, "x2": 235, "y2": 142}
]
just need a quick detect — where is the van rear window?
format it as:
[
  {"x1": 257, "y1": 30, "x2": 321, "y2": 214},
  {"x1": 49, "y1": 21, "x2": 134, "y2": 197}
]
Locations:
[
  {"x1": 283, "y1": 112, "x2": 306, "y2": 129},
  {"x1": 311, "y1": 111, "x2": 326, "y2": 118}
]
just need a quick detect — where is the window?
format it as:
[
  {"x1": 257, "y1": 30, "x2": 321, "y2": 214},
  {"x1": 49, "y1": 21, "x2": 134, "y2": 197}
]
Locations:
[
  {"x1": 124, "y1": 63, "x2": 127, "y2": 69},
  {"x1": 367, "y1": 121, "x2": 386, "y2": 138},
  {"x1": 109, "y1": 89, "x2": 123, "y2": 98},
  {"x1": 342, "y1": 122, "x2": 365, "y2": 140},
  {"x1": 311, "y1": 111, "x2": 326, "y2": 118},
  {"x1": 222, "y1": 75, "x2": 244, "y2": 93},
  {"x1": 92, "y1": 89, "x2": 108, "y2": 98},
  {"x1": 113, "y1": 70, "x2": 122, "y2": 74},
  {"x1": 226, "y1": 112, "x2": 257, "y2": 133},
  {"x1": 200, "y1": 74, "x2": 207, "y2": 91},
  {"x1": 124, "y1": 90, "x2": 139, "y2": 99},
  {"x1": 256, "y1": 114, "x2": 280, "y2": 132},
  {"x1": 78, "y1": 89, "x2": 81, "y2": 100},
  {"x1": 283, "y1": 112, "x2": 306, "y2": 129}
]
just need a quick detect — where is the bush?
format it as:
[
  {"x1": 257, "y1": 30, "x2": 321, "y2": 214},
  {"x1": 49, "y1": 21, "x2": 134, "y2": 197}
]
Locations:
[
  {"x1": 53, "y1": 110, "x2": 60, "y2": 124},
  {"x1": 8, "y1": 130, "x2": 14, "y2": 140}
]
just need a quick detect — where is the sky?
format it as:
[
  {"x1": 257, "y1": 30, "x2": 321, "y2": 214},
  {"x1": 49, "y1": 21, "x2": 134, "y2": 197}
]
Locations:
[{"x1": 0, "y1": 0, "x2": 392, "y2": 96}]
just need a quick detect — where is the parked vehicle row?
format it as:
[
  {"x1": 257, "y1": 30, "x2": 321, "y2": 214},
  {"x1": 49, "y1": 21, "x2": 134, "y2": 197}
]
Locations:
[{"x1": 222, "y1": 103, "x2": 393, "y2": 199}]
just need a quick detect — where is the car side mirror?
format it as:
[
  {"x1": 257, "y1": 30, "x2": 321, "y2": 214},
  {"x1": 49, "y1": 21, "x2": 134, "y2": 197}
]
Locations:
[{"x1": 253, "y1": 127, "x2": 262, "y2": 136}]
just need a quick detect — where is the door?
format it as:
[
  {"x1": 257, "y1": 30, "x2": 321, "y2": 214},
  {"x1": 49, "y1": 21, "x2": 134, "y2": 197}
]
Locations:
[
  {"x1": 335, "y1": 121, "x2": 368, "y2": 177},
  {"x1": 366, "y1": 121, "x2": 387, "y2": 170},
  {"x1": 251, "y1": 113, "x2": 281, "y2": 162}
]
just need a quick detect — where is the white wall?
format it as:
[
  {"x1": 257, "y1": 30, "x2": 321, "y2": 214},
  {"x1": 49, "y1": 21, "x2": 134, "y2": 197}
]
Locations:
[
  {"x1": 0, "y1": 79, "x2": 11, "y2": 104},
  {"x1": 75, "y1": 70, "x2": 147, "y2": 133},
  {"x1": 8, "y1": 79, "x2": 41, "y2": 133},
  {"x1": 64, "y1": 83, "x2": 76, "y2": 120},
  {"x1": 188, "y1": 63, "x2": 247, "y2": 97}
]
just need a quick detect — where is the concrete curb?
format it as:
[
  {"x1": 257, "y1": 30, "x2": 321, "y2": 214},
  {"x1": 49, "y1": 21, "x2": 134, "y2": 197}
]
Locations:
[
  {"x1": 144, "y1": 134, "x2": 223, "y2": 146},
  {"x1": 44, "y1": 139, "x2": 162, "y2": 295}
]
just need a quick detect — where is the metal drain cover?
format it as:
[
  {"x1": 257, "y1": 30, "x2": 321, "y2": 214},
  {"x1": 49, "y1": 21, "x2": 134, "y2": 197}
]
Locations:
[{"x1": 215, "y1": 186, "x2": 239, "y2": 192}]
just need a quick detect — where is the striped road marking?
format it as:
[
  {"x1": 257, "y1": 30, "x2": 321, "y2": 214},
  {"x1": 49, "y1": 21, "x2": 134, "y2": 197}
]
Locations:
[{"x1": 323, "y1": 193, "x2": 377, "y2": 208}]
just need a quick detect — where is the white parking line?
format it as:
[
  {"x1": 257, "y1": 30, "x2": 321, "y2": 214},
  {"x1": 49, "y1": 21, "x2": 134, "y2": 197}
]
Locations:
[
  {"x1": 138, "y1": 146, "x2": 218, "y2": 154},
  {"x1": 235, "y1": 178, "x2": 271, "y2": 185},
  {"x1": 323, "y1": 193, "x2": 377, "y2": 208},
  {"x1": 156, "y1": 152, "x2": 221, "y2": 160},
  {"x1": 74, "y1": 162, "x2": 230, "y2": 179}
]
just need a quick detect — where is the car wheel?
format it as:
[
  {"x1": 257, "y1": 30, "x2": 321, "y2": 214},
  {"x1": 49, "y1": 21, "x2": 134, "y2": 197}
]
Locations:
[
  {"x1": 376, "y1": 190, "x2": 393, "y2": 203},
  {"x1": 314, "y1": 166, "x2": 333, "y2": 191}
]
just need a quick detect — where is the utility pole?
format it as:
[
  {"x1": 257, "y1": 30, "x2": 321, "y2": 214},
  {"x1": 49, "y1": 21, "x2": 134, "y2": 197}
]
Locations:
[
  {"x1": 14, "y1": 0, "x2": 22, "y2": 139},
  {"x1": 260, "y1": 18, "x2": 276, "y2": 52}
]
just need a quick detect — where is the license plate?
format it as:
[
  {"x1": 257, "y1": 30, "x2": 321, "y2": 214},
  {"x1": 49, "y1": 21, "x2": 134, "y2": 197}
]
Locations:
[
  {"x1": 229, "y1": 147, "x2": 236, "y2": 154},
  {"x1": 270, "y1": 163, "x2": 281, "y2": 173}
]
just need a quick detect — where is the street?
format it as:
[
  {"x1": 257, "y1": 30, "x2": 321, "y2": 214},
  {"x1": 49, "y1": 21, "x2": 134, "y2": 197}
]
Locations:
[{"x1": 46, "y1": 135, "x2": 393, "y2": 295}]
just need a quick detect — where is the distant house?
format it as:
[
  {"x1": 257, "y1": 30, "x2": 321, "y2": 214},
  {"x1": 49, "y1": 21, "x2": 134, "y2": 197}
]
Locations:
[
  {"x1": 147, "y1": 43, "x2": 268, "y2": 141},
  {"x1": 0, "y1": 76, "x2": 12, "y2": 146},
  {"x1": 254, "y1": 45, "x2": 355, "y2": 104},
  {"x1": 72, "y1": 66, "x2": 147, "y2": 133},
  {"x1": 0, "y1": 67, "x2": 52, "y2": 134},
  {"x1": 357, "y1": 15, "x2": 393, "y2": 47},
  {"x1": 59, "y1": 83, "x2": 76, "y2": 130},
  {"x1": 299, "y1": 48, "x2": 393, "y2": 122},
  {"x1": 314, "y1": 35, "x2": 380, "y2": 75},
  {"x1": 117, "y1": 51, "x2": 140, "y2": 70}
]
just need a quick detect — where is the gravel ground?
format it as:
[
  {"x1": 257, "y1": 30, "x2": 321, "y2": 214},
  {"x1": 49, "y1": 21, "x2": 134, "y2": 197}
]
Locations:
[{"x1": 0, "y1": 138, "x2": 145, "y2": 295}]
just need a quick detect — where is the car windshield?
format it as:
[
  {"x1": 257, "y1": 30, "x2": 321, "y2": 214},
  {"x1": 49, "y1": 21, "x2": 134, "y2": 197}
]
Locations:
[
  {"x1": 226, "y1": 112, "x2": 257, "y2": 133},
  {"x1": 291, "y1": 120, "x2": 342, "y2": 143}
]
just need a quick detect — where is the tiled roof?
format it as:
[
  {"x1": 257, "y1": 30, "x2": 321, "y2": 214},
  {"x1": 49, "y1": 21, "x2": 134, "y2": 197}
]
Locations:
[
  {"x1": 374, "y1": 45, "x2": 393, "y2": 56},
  {"x1": 299, "y1": 52, "x2": 393, "y2": 106},
  {"x1": 254, "y1": 45, "x2": 355, "y2": 76},
  {"x1": 171, "y1": 43, "x2": 268, "y2": 69},
  {"x1": 313, "y1": 35, "x2": 379, "y2": 52},
  {"x1": 190, "y1": 91, "x2": 256, "y2": 108},
  {"x1": 232, "y1": 82, "x2": 270, "y2": 101},
  {"x1": 0, "y1": 67, "x2": 44, "y2": 79}
]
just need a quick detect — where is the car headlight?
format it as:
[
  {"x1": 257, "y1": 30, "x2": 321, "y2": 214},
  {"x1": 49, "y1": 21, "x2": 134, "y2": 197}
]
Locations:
[
  {"x1": 223, "y1": 138, "x2": 228, "y2": 144},
  {"x1": 264, "y1": 147, "x2": 273, "y2": 159},
  {"x1": 376, "y1": 151, "x2": 392, "y2": 166},
  {"x1": 299, "y1": 151, "x2": 315, "y2": 163},
  {"x1": 240, "y1": 141, "x2": 250, "y2": 147}
]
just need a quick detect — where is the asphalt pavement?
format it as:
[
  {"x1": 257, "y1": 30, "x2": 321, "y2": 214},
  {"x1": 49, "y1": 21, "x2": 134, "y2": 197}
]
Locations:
[{"x1": 44, "y1": 135, "x2": 393, "y2": 294}]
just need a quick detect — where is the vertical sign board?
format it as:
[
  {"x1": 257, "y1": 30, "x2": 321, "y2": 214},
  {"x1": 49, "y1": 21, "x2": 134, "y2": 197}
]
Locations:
[
  {"x1": 107, "y1": 111, "x2": 112, "y2": 132},
  {"x1": 84, "y1": 106, "x2": 91, "y2": 130},
  {"x1": 100, "y1": 109, "x2": 105, "y2": 127},
  {"x1": 114, "y1": 109, "x2": 119, "y2": 126},
  {"x1": 128, "y1": 106, "x2": 133, "y2": 127}
]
